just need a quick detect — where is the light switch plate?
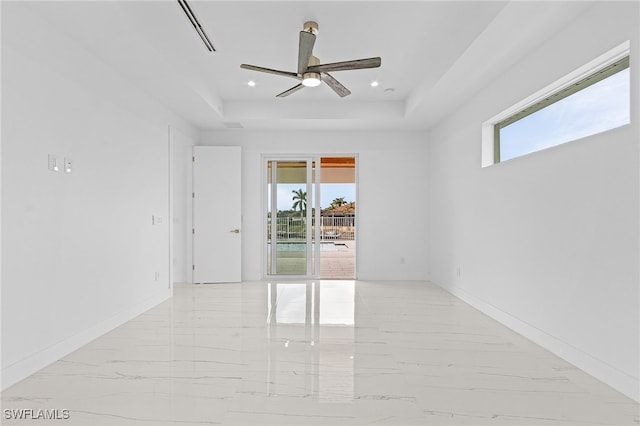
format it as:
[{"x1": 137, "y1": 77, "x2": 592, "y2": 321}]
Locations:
[{"x1": 48, "y1": 154, "x2": 59, "y2": 172}]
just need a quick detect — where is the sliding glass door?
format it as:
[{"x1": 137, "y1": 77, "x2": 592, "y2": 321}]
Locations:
[
  {"x1": 265, "y1": 156, "x2": 357, "y2": 279},
  {"x1": 266, "y1": 159, "x2": 318, "y2": 277}
]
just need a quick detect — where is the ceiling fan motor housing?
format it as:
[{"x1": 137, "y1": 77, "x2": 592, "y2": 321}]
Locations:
[
  {"x1": 302, "y1": 72, "x2": 321, "y2": 87},
  {"x1": 302, "y1": 55, "x2": 321, "y2": 86}
]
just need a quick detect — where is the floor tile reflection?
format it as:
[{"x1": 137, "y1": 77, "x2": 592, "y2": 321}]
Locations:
[{"x1": 1, "y1": 281, "x2": 638, "y2": 425}]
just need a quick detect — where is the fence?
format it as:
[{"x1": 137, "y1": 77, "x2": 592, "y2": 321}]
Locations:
[{"x1": 267, "y1": 216, "x2": 355, "y2": 241}]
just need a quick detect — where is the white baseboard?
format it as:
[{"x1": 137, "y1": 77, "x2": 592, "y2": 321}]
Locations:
[
  {"x1": 433, "y1": 280, "x2": 639, "y2": 403},
  {"x1": 1, "y1": 290, "x2": 171, "y2": 391}
]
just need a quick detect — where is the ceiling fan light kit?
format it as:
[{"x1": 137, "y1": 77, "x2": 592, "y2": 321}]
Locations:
[
  {"x1": 240, "y1": 20, "x2": 381, "y2": 98},
  {"x1": 302, "y1": 55, "x2": 321, "y2": 87},
  {"x1": 302, "y1": 73, "x2": 322, "y2": 87}
]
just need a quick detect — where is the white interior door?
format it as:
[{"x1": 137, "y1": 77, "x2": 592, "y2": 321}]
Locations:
[{"x1": 193, "y1": 146, "x2": 242, "y2": 283}]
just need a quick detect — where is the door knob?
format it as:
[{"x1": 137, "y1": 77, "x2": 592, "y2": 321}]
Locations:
[{"x1": 230, "y1": 229, "x2": 240, "y2": 234}]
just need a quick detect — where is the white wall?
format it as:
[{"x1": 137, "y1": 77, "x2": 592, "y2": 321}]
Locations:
[
  {"x1": 1, "y1": 3, "x2": 197, "y2": 390},
  {"x1": 428, "y1": 2, "x2": 639, "y2": 401},
  {"x1": 198, "y1": 130, "x2": 429, "y2": 281}
]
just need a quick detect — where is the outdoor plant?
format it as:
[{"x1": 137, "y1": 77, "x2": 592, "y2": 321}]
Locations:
[{"x1": 291, "y1": 188, "x2": 307, "y2": 217}]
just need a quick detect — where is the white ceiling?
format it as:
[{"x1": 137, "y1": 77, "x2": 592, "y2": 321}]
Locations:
[{"x1": 23, "y1": 1, "x2": 594, "y2": 131}]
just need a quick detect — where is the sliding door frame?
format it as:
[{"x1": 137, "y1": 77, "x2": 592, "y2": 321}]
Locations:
[
  {"x1": 263, "y1": 155, "x2": 321, "y2": 279},
  {"x1": 261, "y1": 153, "x2": 358, "y2": 280}
]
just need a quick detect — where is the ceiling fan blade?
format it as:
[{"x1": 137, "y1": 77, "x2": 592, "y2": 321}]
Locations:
[
  {"x1": 276, "y1": 83, "x2": 305, "y2": 98},
  {"x1": 322, "y1": 73, "x2": 351, "y2": 97},
  {"x1": 307, "y1": 57, "x2": 381, "y2": 73},
  {"x1": 240, "y1": 64, "x2": 299, "y2": 79},
  {"x1": 298, "y1": 31, "x2": 316, "y2": 75}
]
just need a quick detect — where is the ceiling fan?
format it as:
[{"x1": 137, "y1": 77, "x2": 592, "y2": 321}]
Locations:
[{"x1": 240, "y1": 21, "x2": 381, "y2": 98}]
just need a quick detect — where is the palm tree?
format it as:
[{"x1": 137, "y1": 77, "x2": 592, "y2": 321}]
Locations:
[
  {"x1": 291, "y1": 188, "x2": 307, "y2": 217},
  {"x1": 329, "y1": 197, "x2": 347, "y2": 210}
]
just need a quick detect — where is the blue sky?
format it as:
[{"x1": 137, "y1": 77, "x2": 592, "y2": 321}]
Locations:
[{"x1": 500, "y1": 68, "x2": 630, "y2": 162}]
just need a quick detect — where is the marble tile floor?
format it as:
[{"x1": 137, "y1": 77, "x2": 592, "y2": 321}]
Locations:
[{"x1": 1, "y1": 281, "x2": 638, "y2": 425}]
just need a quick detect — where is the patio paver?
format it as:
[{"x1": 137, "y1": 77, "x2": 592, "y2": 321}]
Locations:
[{"x1": 320, "y1": 240, "x2": 355, "y2": 279}]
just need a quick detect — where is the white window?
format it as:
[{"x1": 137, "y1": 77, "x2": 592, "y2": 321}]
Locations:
[{"x1": 483, "y1": 42, "x2": 631, "y2": 166}]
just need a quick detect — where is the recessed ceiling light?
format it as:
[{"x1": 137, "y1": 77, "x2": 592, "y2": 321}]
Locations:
[
  {"x1": 247, "y1": 80, "x2": 256, "y2": 87},
  {"x1": 370, "y1": 81, "x2": 379, "y2": 87}
]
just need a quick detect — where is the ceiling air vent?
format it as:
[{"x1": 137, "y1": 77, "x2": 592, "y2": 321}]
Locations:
[
  {"x1": 177, "y1": 0, "x2": 215, "y2": 52},
  {"x1": 223, "y1": 122, "x2": 244, "y2": 129}
]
